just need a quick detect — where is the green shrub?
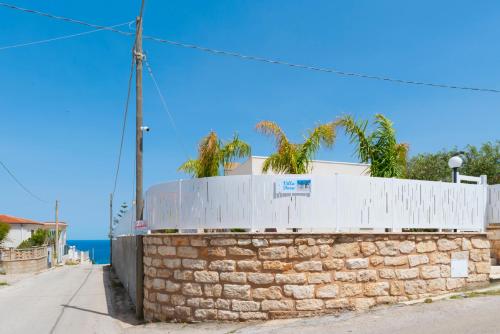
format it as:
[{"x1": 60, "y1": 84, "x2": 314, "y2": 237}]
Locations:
[
  {"x1": 17, "y1": 229, "x2": 48, "y2": 249},
  {"x1": 0, "y1": 223, "x2": 10, "y2": 246}
]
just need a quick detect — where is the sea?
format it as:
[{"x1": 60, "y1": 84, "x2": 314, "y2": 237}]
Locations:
[{"x1": 67, "y1": 240, "x2": 110, "y2": 264}]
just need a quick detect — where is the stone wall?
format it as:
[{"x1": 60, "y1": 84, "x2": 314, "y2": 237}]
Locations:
[
  {"x1": 142, "y1": 233, "x2": 490, "y2": 322},
  {"x1": 487, "y1": 224, "x2": 500, "y2": 264},
  {"x1": 0, "y1": 246, "x2": 47, "y2": 274}
]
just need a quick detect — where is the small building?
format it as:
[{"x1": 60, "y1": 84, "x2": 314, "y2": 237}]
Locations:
[
  {"x1": 0, "y1": 214, "x2": 67, "y2": 251},
  {"x1": 225, "y1": 156, "x2": 370, "y2": 176}
]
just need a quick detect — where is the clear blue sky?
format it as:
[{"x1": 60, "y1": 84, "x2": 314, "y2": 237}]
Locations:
[{"x1": 0, "y1": 1, "x2": 498, "y2": 239}]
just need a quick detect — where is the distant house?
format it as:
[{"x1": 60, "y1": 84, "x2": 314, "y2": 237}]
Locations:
[
  {"x1": 224, "y1": 156, "x2": 370, "y2": 176},
  {"x1": 0, "y1": 214, "x2": 67, "y2": 252}
]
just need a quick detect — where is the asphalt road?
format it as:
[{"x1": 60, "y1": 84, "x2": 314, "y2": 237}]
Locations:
[
  {"x1": 0, "y1": 264, "x2": 499, "y2": 334},
  {"x1": 0, "y1": 264, "x2": 135, "y2": 334}
]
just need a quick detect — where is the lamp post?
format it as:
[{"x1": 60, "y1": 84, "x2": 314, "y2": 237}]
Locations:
[{"x1": 448, "y1": 156, "x2": 463, "y2": 183}]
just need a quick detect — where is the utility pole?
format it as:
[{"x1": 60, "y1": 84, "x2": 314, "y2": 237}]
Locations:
[
  {"x1": 55, "y1": 200, "x2": 59, "y2": 264},
  {"x1": 135, "y1": 15, "x2": 144, "y2": 223},
  {"x1": 109, "y1": 193, "x2": 113, "y2": 266}
]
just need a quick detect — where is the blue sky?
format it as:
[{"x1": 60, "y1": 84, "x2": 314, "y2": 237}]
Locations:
[{"x1": 0, "y1": 1, "x2": 498, "y2": 239}]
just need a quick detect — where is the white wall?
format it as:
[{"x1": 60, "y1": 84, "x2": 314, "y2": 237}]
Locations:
[
  {"x1": 3, "y1": 224, "x2": 42, "y2": 248},
  {"x1": 225, "y1": 156, "x2": 370, "y2": 176}
]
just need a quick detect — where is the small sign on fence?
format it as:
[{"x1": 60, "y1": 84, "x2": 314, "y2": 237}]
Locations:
[
  {"x1": 135, "y1": 220, "x2": 148, "y2": 233},
  {"x1": 276, "y1": 178, "x2": 312, "y2": 195}
]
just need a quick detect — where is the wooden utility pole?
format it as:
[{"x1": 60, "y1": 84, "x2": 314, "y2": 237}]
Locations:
[
  {"x1": 109, "y1": 193, "x2": 113, "y2": 266},
  {"x1": 55, "y1": 200, "x2": 59, "y2": 264},
  {"x1": 135, "y1": 16, "x2": 144, "y2": 223}
]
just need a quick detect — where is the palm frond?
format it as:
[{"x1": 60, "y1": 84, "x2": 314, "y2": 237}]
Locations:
[
  {"x1": 221, "y1": 134, "x2": 251, "y2": 168},
  {"x1": 336, "y1": 115, "x2": 371, "y2": 163},
  {"x1": 177, "y1": 159, "x2": 200, "y2": 177}
]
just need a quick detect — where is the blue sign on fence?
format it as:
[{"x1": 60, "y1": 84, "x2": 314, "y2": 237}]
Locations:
[{"x1": 276, "y1": 178, "x2": 312, "y2": 194}]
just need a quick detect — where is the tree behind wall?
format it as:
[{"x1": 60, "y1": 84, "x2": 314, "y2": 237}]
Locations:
[
  {"x1": 407, "y1": 141, "x2": 499, "y2": 184},
  {"x1": 0, "y1": 223, "x2": 10, "y2": 247},
  {"x1": 17, "y1": 229, "x2": 48, "y2": 249}
]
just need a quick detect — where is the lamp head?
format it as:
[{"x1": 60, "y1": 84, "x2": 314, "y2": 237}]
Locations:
[{"x1": 448, "y1": 156, "x2": 463, "y2": 169}]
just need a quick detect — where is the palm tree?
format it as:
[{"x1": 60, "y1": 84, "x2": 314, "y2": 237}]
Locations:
[
  {"x1": 179, "y1": 131, "x2": 251, "y2": 178},
  {"x1": 335, "y1": 114, "x2": 409, "y2": 178},
  {"x1": 256, "y1": 121, "x2": 336, "y2": 174}
]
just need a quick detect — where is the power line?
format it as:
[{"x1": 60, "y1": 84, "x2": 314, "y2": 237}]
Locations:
[
  {"x1": 0, "y1": 21, "x2": 133, "y2": 51},
  {"x1": 2, "y1": 2, "x2": 500, "y2": 94},
  {"x1": 112, "y1": 55, "x2": 135, "y2": 198},
  {"x1": 144, "y1": 57, "x2": 189, "y2": 158},
  {"x1": 0, "y1": 159, "x2": 48, "y2": 203}
]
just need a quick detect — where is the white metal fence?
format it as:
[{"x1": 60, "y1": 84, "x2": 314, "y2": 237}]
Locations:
[{"x1": 113, "y1": 174, "x2": 497, "y2": 236}]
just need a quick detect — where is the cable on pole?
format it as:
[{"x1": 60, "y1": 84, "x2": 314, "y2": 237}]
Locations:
[
  {"x1": 0, "y1": 21, "x2": 133, "y2": 51},
  {"x1": 112, "y1": 55, "x2": 135, "y2": 198},
  {"x1": 0, "y1": 159, "x2": 48, "y2": 203},
  {"x1": 2, "y1": 2, "x2": 500, "y2": 93},
  {"x1": 144, "y1": 57, "x2": 189, "y2": 158}
]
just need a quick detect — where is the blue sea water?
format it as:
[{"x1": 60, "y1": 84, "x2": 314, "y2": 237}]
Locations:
[{"x1": 67, "y1": 240, "x2": 110, "y2": 264}]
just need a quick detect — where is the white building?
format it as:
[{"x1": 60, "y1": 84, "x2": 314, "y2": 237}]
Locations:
[
  {"x1": 0, "y1": 214, "x2": 67, "y2": 254},
  {"x1": 225, "y1": 156, "x2": 370, "y2": 176}
]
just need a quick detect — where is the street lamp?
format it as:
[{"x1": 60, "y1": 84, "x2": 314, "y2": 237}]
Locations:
[{"x1": 448, "y1": 156, "x2": 463, "y2": 183}]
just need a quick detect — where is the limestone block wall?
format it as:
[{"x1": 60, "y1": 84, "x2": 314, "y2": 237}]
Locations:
[
  {"x1": 142, "y1": 233, "x2": 490, "y2": 322},
  {"x1": 0, "y1": 246, "x2": 47, "y2": 274},
  {"x1": 486, "y1": 225, "x2": 500, "y2": 264}
]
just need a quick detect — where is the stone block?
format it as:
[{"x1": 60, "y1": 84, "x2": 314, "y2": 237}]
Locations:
[
  {"x1": 263, "y1": 261, "x2": 293, "y2": 271},
  {"x1": 165, "y1": 280, "x2": 181, "y2": 292},
  {"x1": 163, "y1": 258, "x2": 181, "y2": 269},
  {"x1": 215, "y1": 298, "x2": 231, "y2": 310},
  {"x1": 384, "y1": 256, "x2": 408, "y2": 266},
  {"x1": 390, "y1": 281, "x2": 405, "y2": 296},
  {"x1": 376, "y1": 241, "x2": 400, "y2": 256},
  {"x1": 437, "y1": 239, "x2": 459, "y2": 251},
  {"x1": 404, "y1": 280, "x2": 427, "y2": 295},
  {"x1": 361, "y1": 242, "x2": 377, "y2": 256},
  {"x1": 294, "y1": 261, "x2": 323, "y2": 272},
  {"x1": 158, "y1": 246, "x2": 176, "y2": 256},
  {"x1": 316, "y1": 285, "x2": 339, "y2": 298},
  {"x1": 228, "y1": 247, "x2": 256, "y2": 257},
  {"x1": 352, "y1": 298, "x2": 375, "y2": 310},
  {"x1": 475, "y1": 262, "x2": 491, "y2": 274},
  {"x1": 462, "y1": 238, "x2": 472, "y2": 251},
  {"x1": 259, "y1": 246, "x2": 287, "y2": 260},
  {"x1": 190, "y1": 238, "x2": 208, "y2": 247},
  {"x1": 430, "y1": 252, "x2": 450, "y2": 264},
  {"x1": 207, "y1": 247, "x2": 226, "y2": 257},
  {"x1": 210, "y1": 238, "x2": 237, "y2": 246},
  {"x1": 332, "y1": 242, "x2": 360, "y2": 258},
  {"x1": 427, "y1": 278, "x2": 446, "y2": 292},
  {"x1": 174, "y1": 306, "x2": 191, "y2": 319},
  {"x1": 370, "y1": 256, "x2": 384, "y2": 266},
  {"x1": 471, "y1": 238, "x2": 490, "y2": 249},
  {"x1": 231, "y1": 300, "x2": 260, "y2": 312},
  {"x1": 209, "y1": 260, "x2": 236, "y2": 272},
  {"x1": 416, "y1": 240, "x2": 436, "y2": 253},
  {"x1": 364, "y1": 282, "x2": 389, "y2": 296},
  {"x1": 220, "y1": 272, "x2": 247, "y2": 284},
  {"x1": 194, "y1": 271, "x2": 219, "y2": 283},
  {"x1": 152, "y1": 278, "x2": 165, "y2": 290},
  {"x1": 307, "y1": 272, "x2": 331, "y2": 284},
  {"x1": 253, "y1": 286, "x2": 283, "y2": 300},
  {"x1": 182, "y1": 259, "x2": 207, "y2": 270},
  {"x1": 323, "y1": 259, "x2": 344, "y2": 270},
  {"x1": 177, "y1": 246, "x2": 198, "y2": 259},
  {"x1": 173, "y1": 270, "x2": 193, "y2": 281},
  {"x1": 171, "y1": 294, "x2": 186, "y2": 306},
  {"x1": 446, "y1": 278, "x2": 465, "y2": 290},
  {"x1": 408, "y1": 254, "x2": 429, "y2": 267},
  {"x1": 399, "y1": 241, "x2": 416, "y2": 254},
  {"x1": 319, "y1": 245, "x2": 331, "y2": 258},
  {"x1": 420, "y1": 266, "x2": 441, "y2": 279},
  {"x1": 325, "y1": 298, "x2": 351, "y2": 309},
  {"x1": 357, "y1": 270, "x2": 377, "y2": 282},
  {"x1": 334, "y1": 271, "x2": 357, "y2": 282},
  {"x1": 396, "y1": 268, "x2": 419, "y2": 280},
  {"x1": 217, "y1": 310, "x2": 239, "y2": 320},
  {"x1": 223, "y1": 284, "x2": 251, "y2": 300},
  {"x1": 171, "y1": 237, "x2": 190, "y2": 246},
  {"x1": 270, "y1": 238, "x2": 294, "y2": 245},
  {"x1": 275, "y1": 273, "x2": 307, "y2": 284},
  {"x1": 341, "y1": 283, "x2": 363, "y2": 297},
  {"x1": 248, "y1": 273, "x2": 274, "y2": 285},
  {"x1": 345, "y1": 258, "x2": 369, "y2": 269},
  {"x1": 239, "y1": 312, "x2": 268, "y2": 320},
  {"x1": 237, "y1": 260, "x2": 262, "y2": 272},
  {"x1": 157, "y1": 293, "x2": 169, "y2": 303},
  {"x1": 261, "y1": 300, "x2": 294, "y2": 311},
  {"x1": 182, "y1": 283, "x2": 203, "y2": 296},
  {"x1": 284, "y1": 285, "x2": 315, "y2": 299},
  {"x1": 252, "y1": 239, "x2": 269, "y2": 247},
  {"x1": 466, "y1": 274, "x2": 488, "y2": 283},
  {"x1": 194, "y1": 309, "x2": 217, "y2": 320},
  {"x1": 295, "y1": 299, "x2": 324, "y2": 311},
  {"x1": 379, "y1": 268, "x2": 396, "y2": 279}
]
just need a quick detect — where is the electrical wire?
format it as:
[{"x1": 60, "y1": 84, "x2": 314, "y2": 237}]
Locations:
[
  {"x1": 144, "y1": 57, "x2": 189, "y2": 158},
  {"x1": 0, "y1": 159, "x2": 48, "y2": 203},
  {"x1": 0, "y1": 21, "x2": 133, "y2": 51},
  {"x1": 112, "y1": 55, "x2": 135, "y2": 198},
  {"x1": 1, "y1": 1, "x2": 500, "y2": 93}
]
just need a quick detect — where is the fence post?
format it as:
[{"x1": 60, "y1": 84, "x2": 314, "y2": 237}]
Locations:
[{"x1": 135, "y1": 235, "x2": 144, "y2": 319}]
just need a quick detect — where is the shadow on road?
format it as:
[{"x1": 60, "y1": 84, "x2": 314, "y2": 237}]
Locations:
[{"x1": 102, "y1": 265, "x2": 142, "y2": 326}]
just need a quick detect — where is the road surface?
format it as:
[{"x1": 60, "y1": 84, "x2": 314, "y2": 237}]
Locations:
[
  {"x1": 0, "y1": 264, "x2": 136, "y2": 334},
  {"x1": 0, "y1": 264, "x2": 498, "y2": 334}
]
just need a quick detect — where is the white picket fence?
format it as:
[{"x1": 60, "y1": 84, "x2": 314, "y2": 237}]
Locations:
[{"x1": 112, "y1": 174, "x2": 497, "y2": 236}]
